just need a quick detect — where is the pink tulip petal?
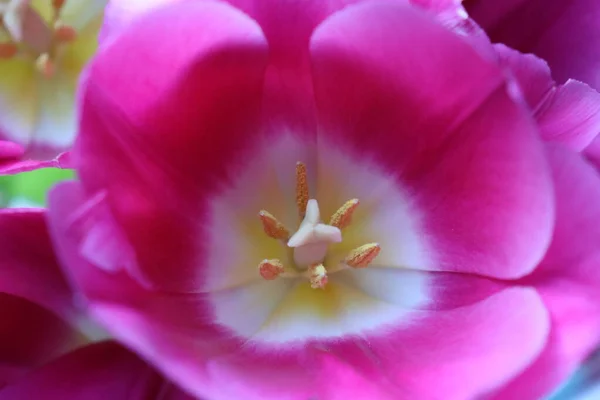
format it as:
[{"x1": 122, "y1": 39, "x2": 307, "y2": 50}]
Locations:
[
  {"x1": 0, "y1": 341, "x2": 193, "y2": 399},
  {"x1": 360, "y1": 288, "x2": 549, "y2": 398},
  {"x1": 536, "y1": 81, "x2": 600, "y2": 151},
  {"x1": 494, "y1": 44, "x2": 554, "y2": 111},
  {"x1": 49, "y1": 179, "x2": 551, "y2": 399},
  {"x1": 0, "y1": 159, "x2": 62, "y2": 175},
  {"x1": 99, "y1": 0, "x2": 180, "y2": 42},
  {"x1": 0, "y1": 293, "x2": 81, "y2": 387},
  {"x1": 75, "y1": 1, "x2": 268, "y2": 292},
  {"x1": 0, "y1": 141, "x2": 24, "y2": 159},
  {"x1": 494, "y1": 45, "x2": 600, "y2": 151},
  {"x1": 310, "y1": 1, "x2": 553, "y2": 279},
  {"x1": 465, "y1": 0, "x2": 600, "y2": 91},
  {"x1": 486, "y1": 145, "x2": 600, "y2": 399},
  {"x1": 0, "y1": 209, "x2": 75, "y2": 321}
]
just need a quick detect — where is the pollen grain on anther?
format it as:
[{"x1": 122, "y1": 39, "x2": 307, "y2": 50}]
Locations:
[
  {"x1": 345, "y1": 243, "x2": 381, "y2": 269},
  {"x1": 0, "y1": 42, "x2": 17, "y2": 59},
  {"x1": 259, "y1": 259, "x2": 285, "y2": 281},
  {"x1": 330, "y1": 198, "x2": 359, "y2": 229},
  {"x1": 295, "y1": 162, "x2": 309, "y2": 218},
  {"x1": 308, "y1": 264, "x2": 328, "y2": 289},
  {"x1": 259, "y1": 210, "x2": 290, "y2": 240}
]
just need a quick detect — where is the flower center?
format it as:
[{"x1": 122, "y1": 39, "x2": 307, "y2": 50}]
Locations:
[
  {"x1": 0, "y1": 0, "x2": 77, "y2": 77},
  {"x1": 257, "y1": 162, "x2": 381, "y2": 289}
]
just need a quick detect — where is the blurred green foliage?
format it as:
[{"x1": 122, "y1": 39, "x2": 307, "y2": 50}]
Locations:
[{"x1": 0, "y1": 168, "x2": 75, "y2": 207}]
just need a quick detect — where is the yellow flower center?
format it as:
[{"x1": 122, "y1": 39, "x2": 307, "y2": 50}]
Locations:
[
  {"x1": 0, "y1": 0, "x2": 77, "y2": 77},
  {"x1": 258, "y1": 162, "x2": 381, "y2": 289}
]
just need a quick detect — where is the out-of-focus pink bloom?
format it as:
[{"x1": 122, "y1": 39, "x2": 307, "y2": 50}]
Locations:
[
  {"x1": 0, "y1": 208, "x2": 192, "y2": 399},
  {"x1": 0, "y1": 208, "x2": 81, "y2": 386},
  {"x1": 463, "y1": 0, "x2": 600, "y2": 91},
  {"x1": 46, "y1": 1, "x2": 600, "y2": 399},
  {"x1": 0, "y1": 0, "x2": 106, "y2": 174}
]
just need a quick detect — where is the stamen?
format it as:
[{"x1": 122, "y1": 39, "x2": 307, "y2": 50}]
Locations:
[
  {"x1": 295, "y1": 162, "x2": 309, "y2": 218},
  {"x1": 329, "y1": 198, "x2": 360, "y2": 229},
  {"x1": 0, "y1": 42, "x2": 17, "y2": 58},
  {"x1": 53, "y1": 21, "x2": 77, "y2": 43},
  {"x1": 259, "y1": 259, "x2": 285, "y2": 280},
  {"x1": 52, "y1": 0, "x2": 66, "y2": 10},
  {"x1": 35, "y1": 53, "x2": 55, "y2": 77},
  {"x1": 308, "y1": 264, "x2": 328, "y2": 289},
  {"x1": 258, "y1": 210, "x2": 290, "y2": 240},
  {"x1": 345, "y1": 243, "x2": 381, "y2": 268}
]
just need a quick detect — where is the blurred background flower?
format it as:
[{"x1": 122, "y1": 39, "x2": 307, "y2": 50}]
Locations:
[{"x1": 0, "y1": 0, "x2": 106, "y2": 173}]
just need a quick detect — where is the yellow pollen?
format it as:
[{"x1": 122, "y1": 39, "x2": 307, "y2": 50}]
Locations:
[
  {"x1": 308, "y1": 264, "x2": 328, "y2": 289},
  {"x1": 35, "y1": 53, "x2": 55, "y2": 77},
  {"x1": 345, "y1": 243, "x2": 381, "y2": 268},
  {"x1": 0, "y1": 42, "x2": 17, "y2": 59},
  {"x1": 53, "y1": 21, "x2": 77, "y2": 43},
  {"x1": 329, "y1": 198, "x2": 360, "y2": 229},
  {"x1": 295, "y1": 162, "x2": 309, "y2": 218},
  {"x1": 259, "y1": 259, "x2": 285, "y2": 280},
  {"x1": 258, "y1": 210, "x2": 290, "y2": 240}
]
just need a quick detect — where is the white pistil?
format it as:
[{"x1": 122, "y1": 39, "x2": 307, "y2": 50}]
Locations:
[{"x1": 287, "y1": 199, "x2": 341, "y2": 268}]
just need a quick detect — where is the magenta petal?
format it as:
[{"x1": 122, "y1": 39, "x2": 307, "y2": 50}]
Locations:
[
  {"x1": 0, "y1": 209, "x2": 75, "y2": 320},
  {"x1": 314, "y1": 352, "x2": 401, "y2": 400},
  {"x1": 310, "y1": 1, "x2": 553, "y2": 278},
  {"x1": 537, "y1": 80, "x2": 600, "y2": 151},
  {"x1": 494, "y1": 44, "x2": 554, "y2": 111},
  {"x1": 0, "y1": 294, "x2": 79, "y2": 387},
  {"x1": 0, "y1": 141, "x2": 24, "y2": 159},
  {"x1": 488, "y1": 145, "x2": 600, "y2": 399},
  {"x1": 494, "y1": 44, "x2": 600, "y2": 151},
  {"x1": 75, "y1": 1, "x2": 269, "y2": 292},
  {"x1": 0, "y1": 159, "x2": 62, "y2": 175},
  {"x1": 465, "y1": 0, "x2": 600, "y2": 91},
  {"x1": 48, "y1": 182, "x2": 242, "y2": 399},
  {"x1": 0, "y1": 341, "x2": 192, "y2": 400},
  {"x1": 99, "y1": 0, "x2": 180, "y2": 42},
  {"x1": 328, "y1": 288, "x2": 550, "y2": 398}
]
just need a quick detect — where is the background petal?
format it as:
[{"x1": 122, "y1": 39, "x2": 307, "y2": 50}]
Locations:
[
  {"x1": 0, "y1": 341, "x2": 193, "y2": 399},
  {"x1": 464, "y1": 0, "x2": 600, "y2": 91},
  {"x1": 0, "y1": 208, "x2": 75, "y2": 320}
]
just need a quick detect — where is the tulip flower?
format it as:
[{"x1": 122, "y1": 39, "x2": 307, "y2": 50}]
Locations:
[
  {"x1": 0, "y1": 0, "x2": 105, "y2": 173},
  {"x1": 43, "y1": 1, "x2": 600, "y2": 399}
]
